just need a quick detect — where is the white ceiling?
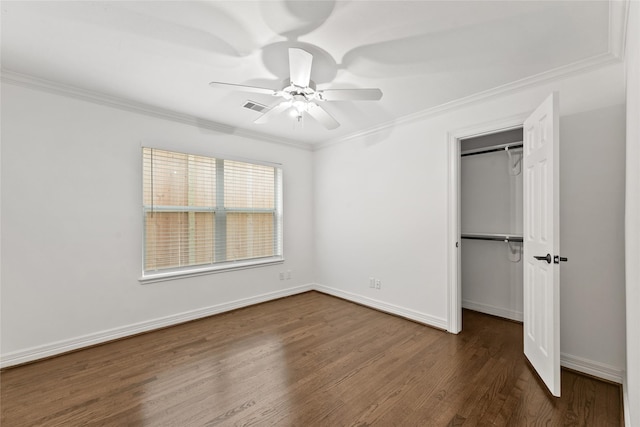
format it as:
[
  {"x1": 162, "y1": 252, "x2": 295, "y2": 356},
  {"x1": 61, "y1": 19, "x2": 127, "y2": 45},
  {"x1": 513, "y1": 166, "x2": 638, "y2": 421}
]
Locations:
[{"x1": 0, "y1": 1, "x2": 623, "y2": 146}]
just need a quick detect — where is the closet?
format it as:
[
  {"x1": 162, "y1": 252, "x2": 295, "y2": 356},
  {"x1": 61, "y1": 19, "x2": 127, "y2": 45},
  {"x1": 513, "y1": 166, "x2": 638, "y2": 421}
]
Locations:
[{"x1": 460, "y1": 128, "x2": 524, "y2": 322}]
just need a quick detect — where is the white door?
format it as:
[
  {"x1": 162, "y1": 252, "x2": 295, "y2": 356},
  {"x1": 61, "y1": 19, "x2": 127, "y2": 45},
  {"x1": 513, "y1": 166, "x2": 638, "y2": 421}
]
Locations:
[{"x1": 523, "y1": 92, "x2": 561, "y2": 397}]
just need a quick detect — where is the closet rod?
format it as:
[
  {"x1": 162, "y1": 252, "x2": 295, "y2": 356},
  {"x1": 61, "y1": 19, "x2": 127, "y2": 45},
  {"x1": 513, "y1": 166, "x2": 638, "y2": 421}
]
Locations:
[
  {"x1": 461, "y1": 233, "x2": 523, "y2": 243},
  {"x1": 461, "y1": 142, "x2": 523, "y2": 157}
]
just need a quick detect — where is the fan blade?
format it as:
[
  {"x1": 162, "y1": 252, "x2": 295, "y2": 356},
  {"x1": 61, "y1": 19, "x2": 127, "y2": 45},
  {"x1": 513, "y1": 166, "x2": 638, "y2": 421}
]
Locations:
[
  {"x1": 254, "y1": 102, "x2": 292, "y2": 124},
  {"x1": 307, "y1": 103, "x2": 340, "y2": 130},
  {"x1": 289, "y1": 48, "x2": 313, "y2": 88},
  {"x1": 318, "y1": 88, "x2": 383, "y2": 101},
  {"x1": 209, "y1": 81, "x2": 278, "y2": 96}
]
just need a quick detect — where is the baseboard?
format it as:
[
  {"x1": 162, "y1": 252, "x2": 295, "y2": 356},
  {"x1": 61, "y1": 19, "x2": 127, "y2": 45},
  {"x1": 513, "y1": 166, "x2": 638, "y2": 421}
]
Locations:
[
  {"x1": 313, "y1": 284, "x2": 449, "y2": 330},
  {"x1": 0, "y1": 283, "x2": 314, "y2": 369},
  {"x1": 560, "y1": 353, "x2": 624, "y2": 384},
  {"x1": 462, "y1": 299, "x2": 523, "y2": 322}
]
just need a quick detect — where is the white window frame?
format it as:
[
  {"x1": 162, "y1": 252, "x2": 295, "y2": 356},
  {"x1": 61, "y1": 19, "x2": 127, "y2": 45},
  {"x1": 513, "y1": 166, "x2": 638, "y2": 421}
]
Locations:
[{"x1": 139, "y1": 147, "x2": 284, "y2": 284}]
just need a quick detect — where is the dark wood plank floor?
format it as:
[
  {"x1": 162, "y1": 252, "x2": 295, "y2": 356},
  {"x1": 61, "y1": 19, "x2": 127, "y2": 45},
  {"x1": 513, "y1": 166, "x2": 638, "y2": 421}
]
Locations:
[{"x1": 1, "y1": 291, "x2": 622, "y2": 426}]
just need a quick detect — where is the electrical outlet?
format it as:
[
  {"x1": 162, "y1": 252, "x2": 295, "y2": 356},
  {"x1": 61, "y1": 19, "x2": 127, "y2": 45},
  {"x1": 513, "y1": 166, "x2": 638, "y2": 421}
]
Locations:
[
  {"x1": 375, "y1": 279, "x2": 381, "y2": 289},
  {"x1": 369, "y1": 277, "x2": 375, "y2": 288},
  {"x1": 286, "y1": 270, "x2": 292, "y2": 280},
  {"x1": 279, "y1": 272, "x2": 285, "y2": 280}
]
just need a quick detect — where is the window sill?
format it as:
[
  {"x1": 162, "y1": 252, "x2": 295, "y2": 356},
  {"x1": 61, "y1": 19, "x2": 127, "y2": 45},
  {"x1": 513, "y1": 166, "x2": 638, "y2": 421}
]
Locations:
[{"x1": 139, "y1": 257, "x2": 284, "y2": 284}]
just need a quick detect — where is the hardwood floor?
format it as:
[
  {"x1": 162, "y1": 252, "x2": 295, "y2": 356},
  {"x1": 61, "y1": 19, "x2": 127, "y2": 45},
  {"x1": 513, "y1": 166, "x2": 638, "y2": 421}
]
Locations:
[{"x1": 1, "y1": 292, "x2": 622, "y2": 426}]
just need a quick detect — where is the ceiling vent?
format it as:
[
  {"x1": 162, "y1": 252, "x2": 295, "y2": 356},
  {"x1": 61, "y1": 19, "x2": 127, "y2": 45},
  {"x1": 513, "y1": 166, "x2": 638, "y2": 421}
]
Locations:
[{"x1": 243, "y1": 101, "x2": 268, "y2": 113}]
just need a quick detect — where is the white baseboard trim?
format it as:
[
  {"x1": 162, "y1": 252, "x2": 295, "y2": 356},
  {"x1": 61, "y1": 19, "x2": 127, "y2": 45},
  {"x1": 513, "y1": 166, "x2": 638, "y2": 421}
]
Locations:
[
  {"x1": 0, "y1": 284, "x2": 314, "y2": 369},
  {"x1": 462, "y1": 300, "x2": 523, "y2": 322},
  {"x1": 560, "y1": 352, "x2": 624, "y2": 384},
  {"x1": 314, "y1": 284, "x2": 449, "y2": 330}
]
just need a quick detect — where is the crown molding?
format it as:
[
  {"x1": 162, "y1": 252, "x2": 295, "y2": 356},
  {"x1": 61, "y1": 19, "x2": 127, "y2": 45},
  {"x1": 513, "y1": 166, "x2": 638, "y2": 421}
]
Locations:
[
  {"x1": 0, "y1": 70, "x2": 313, "y2": 152},
  {"x1": 314, "y1": 52, "x2": 621, "y2": 151},
  {"x1": 316, "y1": 1, "x2": 630, "y2": 151},
  {"x1": 609, "y1": 0, "x2": 630, "y2": 60}
]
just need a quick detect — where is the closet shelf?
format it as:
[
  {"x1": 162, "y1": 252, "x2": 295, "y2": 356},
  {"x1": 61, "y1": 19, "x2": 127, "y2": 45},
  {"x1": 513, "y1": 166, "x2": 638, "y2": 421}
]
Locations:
[{"x1": 461, "y1": 233, "x2": 523, "y2": 243}]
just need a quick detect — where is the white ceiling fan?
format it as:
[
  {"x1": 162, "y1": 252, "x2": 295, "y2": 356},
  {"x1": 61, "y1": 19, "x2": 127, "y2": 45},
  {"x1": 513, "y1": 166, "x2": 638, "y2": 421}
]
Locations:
[{"x1": 209, "y1": 48, "x2": 383, "y2": 130}]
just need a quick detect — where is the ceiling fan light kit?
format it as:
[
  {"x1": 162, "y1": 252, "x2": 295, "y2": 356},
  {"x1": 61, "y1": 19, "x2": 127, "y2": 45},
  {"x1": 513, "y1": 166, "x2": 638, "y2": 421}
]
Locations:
[{"x1": 209, "y1": 48, "x2": 383, "y2": 130}]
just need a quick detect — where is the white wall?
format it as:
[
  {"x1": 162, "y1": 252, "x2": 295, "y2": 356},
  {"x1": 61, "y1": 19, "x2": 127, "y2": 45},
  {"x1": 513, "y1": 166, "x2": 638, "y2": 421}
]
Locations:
[
  {"x1": 625, "y1": 0, "x2": 640, "y2": 424},
  {"x1": 559, "y1": 105, "x2": 626, "y2": 377},
  {"x1": 0, "y1": 82, "x2": 315, "y2": 366},
  {"x1": 314, "y1": 62, "x2": 627, "y2": 380},
  {"x1": 315, "y1": 116, "x2": 452, "y2": 327}
]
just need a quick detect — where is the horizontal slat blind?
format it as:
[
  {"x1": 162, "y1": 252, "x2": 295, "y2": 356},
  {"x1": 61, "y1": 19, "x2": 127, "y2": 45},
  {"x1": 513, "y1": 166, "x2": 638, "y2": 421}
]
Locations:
[
  {"x1": 142, "y1": 148, "x2": 282, "y2": 275},
  {"x1": 224, "y1": 160, "x2": 276, "y2": 262}
]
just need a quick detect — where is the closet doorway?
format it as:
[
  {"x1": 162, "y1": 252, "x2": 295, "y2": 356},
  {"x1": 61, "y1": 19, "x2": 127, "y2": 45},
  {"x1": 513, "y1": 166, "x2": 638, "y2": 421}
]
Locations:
[
  {"x1": 460, "y1": 128, "x2": 524, "y2": 323},
  {"x1": 447, "y1": 92, "x2": 563, "y2": 397}
]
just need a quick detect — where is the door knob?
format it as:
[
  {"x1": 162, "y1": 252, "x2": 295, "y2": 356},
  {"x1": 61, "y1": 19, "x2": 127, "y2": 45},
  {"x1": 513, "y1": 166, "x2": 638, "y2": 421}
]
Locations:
[
  {"x1": 534, "y1": 253, "x2": 552, "y2": 264},
  {"x1": 554, "y1": 255, "x2": 568, "y2": 264}
]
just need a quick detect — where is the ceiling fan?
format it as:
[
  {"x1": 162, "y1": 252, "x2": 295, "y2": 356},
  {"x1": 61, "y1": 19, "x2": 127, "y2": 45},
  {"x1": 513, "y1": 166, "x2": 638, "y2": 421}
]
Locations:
[{"x1": 209, "y1": 48, "x2": 383, "y2": 130}]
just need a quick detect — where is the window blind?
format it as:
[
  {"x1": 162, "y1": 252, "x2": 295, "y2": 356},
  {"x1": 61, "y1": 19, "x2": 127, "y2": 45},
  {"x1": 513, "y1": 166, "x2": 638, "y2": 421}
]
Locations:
[{"x1": 142, "y1": 148, "x2": 283, "y2": 277}]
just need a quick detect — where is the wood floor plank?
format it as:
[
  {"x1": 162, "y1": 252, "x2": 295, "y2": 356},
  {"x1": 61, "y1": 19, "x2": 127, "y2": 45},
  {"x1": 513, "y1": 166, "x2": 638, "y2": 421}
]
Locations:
[{"x1": 1, "y1": 292, "x2": 622, "y2": 426}]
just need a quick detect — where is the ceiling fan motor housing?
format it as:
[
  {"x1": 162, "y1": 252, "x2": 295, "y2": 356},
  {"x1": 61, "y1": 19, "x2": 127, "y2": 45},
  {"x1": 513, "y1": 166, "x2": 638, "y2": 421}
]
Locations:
[{"x1": 281, "y1": 78, "x2": 318, "y2": 101}]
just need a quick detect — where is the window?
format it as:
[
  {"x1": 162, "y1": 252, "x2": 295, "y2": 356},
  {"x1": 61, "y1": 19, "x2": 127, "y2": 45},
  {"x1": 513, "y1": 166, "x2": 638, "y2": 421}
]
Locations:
[{"x1": 141, "y1": 147, "x2": 283, "y2": 281}]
